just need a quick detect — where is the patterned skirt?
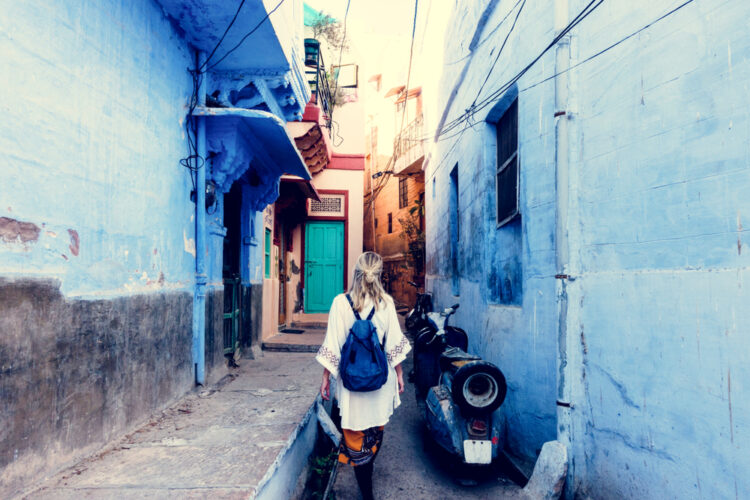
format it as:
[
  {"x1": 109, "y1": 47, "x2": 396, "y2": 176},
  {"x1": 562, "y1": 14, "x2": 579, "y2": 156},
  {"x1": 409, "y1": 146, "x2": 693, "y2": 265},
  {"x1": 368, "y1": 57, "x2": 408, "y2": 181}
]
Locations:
[{"x1": 339, "y1": 426, "x2": 385, "y2": 467}]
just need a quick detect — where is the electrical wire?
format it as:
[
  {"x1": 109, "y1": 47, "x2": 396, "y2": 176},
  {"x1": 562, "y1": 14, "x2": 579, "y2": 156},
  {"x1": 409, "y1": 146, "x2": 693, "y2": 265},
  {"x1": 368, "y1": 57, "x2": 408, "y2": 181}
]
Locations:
[
  {"x1": 398, "y1": 0, "x2": 420, "y2": 141},
  {"x1": 471, "y1": 0, "x2": 526, "y2": 106},
  {"x1": 330, "y1": 0, "x2": 352, "y2": 117},
  {"x1": 207, "y1": 0, "x2": 287, "y2": 71},
  {"x1": 180, "y1": 0, "x2": 286, "y2": 187},
  {"x1": 199, "y1": 0, "x2": 247, "y2": 72},
  {"x1": 436, "y1": 0, "x2": 604, "y2": 139},
  {"x1": 443, "y1": 0, "x2": 526, "y2": 66},
  {"x1": 425, "y1": 0, "x2": 605, "y2": 183},
  {"x1": 367, "y1": 0, "x2": 420, "y2": 209},
  {"x1": 427, "y1": 0, "x2": 697, "y2": 184},
  {"x1": 521, "y1": 0, "x2": 698, "y2": 93},
  {"x1": 400, "y1": 0, "x2": 606, "y2": 147}
]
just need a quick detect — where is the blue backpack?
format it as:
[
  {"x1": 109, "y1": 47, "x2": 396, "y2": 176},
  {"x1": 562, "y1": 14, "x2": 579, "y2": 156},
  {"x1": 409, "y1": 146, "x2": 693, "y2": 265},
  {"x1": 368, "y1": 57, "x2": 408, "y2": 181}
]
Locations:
[{"x1": 339, "y1": 294, "x2": 388, "y2": 392}]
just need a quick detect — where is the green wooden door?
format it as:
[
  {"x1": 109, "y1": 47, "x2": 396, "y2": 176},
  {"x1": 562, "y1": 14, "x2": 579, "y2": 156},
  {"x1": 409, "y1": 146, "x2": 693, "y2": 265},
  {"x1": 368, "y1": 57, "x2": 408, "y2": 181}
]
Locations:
[{"x1": 304, "y1": 221, "x2": 344, "y2": 313}]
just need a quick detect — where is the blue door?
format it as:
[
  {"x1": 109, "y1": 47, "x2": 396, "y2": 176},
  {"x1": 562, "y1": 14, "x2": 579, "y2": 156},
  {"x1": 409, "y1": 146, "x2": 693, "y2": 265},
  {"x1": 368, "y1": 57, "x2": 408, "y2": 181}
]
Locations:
[{"x1": 304, "y1": 221, "x2": 344, "y2": 313}]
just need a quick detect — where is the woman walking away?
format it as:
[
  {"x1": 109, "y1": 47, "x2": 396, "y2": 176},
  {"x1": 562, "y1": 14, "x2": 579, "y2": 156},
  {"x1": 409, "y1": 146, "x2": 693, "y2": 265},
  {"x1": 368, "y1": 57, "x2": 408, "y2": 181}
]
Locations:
[{"x1": 316, "y1": 251, "x2": 411, "y2": 500}]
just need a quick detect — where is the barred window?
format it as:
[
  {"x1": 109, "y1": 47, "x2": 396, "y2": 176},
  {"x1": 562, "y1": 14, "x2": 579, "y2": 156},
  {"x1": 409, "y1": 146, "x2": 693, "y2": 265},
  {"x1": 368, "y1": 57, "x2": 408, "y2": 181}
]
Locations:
[
  {"x1": 496, "y1": 99, "x2": 519, "y2": 227},
  {"x1": 398, "y1": 177, "x2": 408, "y2": 208}
]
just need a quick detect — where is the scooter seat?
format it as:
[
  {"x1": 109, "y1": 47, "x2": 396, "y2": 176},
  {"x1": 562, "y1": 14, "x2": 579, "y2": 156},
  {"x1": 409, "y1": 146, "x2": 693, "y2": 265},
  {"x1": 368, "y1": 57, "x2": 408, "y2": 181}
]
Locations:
[{"x1": 439, "y1": 347, "x2": 481, "y2": 372}]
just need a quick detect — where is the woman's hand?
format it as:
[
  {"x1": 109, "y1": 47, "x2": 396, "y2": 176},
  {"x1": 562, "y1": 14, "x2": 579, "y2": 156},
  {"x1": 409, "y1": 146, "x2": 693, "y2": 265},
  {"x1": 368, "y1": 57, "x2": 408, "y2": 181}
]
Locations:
[
  {"x1": 320, "y1": 369, "x2": 331, "y2": 401},
  {"x1": 395, "y1": 364, "x2": 405, "y2": 394}
]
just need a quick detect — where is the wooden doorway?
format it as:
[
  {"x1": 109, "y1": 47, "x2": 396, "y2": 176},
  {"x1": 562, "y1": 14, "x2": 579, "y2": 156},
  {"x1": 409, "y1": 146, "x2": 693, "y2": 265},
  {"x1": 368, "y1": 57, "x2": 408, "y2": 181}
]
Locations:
[{"x1": 304, "y1": 221, "x2": 345, "y2": 313}]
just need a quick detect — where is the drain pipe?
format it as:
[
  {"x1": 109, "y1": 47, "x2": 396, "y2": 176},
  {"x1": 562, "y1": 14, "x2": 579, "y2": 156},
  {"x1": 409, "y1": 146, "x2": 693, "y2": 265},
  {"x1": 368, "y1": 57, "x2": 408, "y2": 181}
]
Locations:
[
  {"x1": 192, "y1": 50, "x2": 208, "y2": 385},
  {"x1": 553, "y1": 0, "x2": 575, "y2": 496}
]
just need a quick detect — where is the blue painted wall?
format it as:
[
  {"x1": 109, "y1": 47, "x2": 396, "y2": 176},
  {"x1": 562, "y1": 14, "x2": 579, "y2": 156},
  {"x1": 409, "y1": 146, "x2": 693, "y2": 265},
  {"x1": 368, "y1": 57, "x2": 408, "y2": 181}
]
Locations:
[
  {"x1": 427, "y1": 0, "x2": 750, "y2": 497},
  {"x1": 427, "y1": 0, "x2": 559, "y2": 463},
  {"x1": 0, "y1": 0, "x2": 199, "y2": 494},
  {"x1": 1, "y1": 1, "x2": 309, "y2": 495},
  {"x1": 0, "y1": 0, "x2": 196, "y2": 297}
]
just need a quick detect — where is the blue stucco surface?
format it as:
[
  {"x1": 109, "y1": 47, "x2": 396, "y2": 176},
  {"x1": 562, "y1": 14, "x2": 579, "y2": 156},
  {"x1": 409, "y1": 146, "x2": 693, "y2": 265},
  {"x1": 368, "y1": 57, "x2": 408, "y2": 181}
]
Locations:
[
  {"x1": 0, "y1": 0, "x2": 196, "y2": 298},
  {"x1": 0, "y1": 0, "x2": 310, "y2": 493},
  {"x1": 427, "y1": 0, "x2": 750, "y2": 497}
]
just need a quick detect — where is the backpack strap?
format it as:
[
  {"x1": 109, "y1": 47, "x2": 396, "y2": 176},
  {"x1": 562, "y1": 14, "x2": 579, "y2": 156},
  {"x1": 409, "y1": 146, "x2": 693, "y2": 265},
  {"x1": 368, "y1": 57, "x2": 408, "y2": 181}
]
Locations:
[
  {"x1": 345, "y1": 294, "x2": 361, "y2": 321},
  {"x1": 346, "y1": 295, "x2": 386, "y2": 350}
]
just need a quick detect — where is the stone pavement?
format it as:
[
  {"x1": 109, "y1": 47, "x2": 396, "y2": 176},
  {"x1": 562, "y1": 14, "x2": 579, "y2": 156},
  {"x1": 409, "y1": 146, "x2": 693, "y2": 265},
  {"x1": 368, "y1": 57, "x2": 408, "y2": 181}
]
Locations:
[
  {"x1": 22, "y1": 352, "x2": 321, "y2": 500},
  {"x1": 331, "y1": 353, "x2": 524, "y2": 500}
]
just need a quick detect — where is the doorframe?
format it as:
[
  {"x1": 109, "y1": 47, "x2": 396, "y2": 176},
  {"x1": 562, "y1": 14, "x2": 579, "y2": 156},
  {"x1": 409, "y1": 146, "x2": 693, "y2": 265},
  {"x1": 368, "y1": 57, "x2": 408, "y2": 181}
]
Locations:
[
  {"x1": 277, "y1": 219, "x2": 288, "y2": 327},
  {"x1": 300, "y1": 189, "x2": 349, "y2": 312}
]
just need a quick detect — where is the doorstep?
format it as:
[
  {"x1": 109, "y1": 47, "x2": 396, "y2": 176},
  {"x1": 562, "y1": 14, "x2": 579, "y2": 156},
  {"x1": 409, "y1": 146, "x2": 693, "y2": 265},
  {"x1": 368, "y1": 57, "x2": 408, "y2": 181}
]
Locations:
[
  {"x1": 262, "y1": 327, "x2": 326, "y2": 353},
  {"x1": 23, "y1": 352, "x2": 321, "y2": 500}
]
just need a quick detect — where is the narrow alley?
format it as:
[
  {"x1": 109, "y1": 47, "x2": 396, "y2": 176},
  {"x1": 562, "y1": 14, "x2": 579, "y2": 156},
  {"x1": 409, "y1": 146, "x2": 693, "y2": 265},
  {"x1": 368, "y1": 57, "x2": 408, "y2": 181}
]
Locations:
[
  {"x1": 20, "y1": 348, "x2": 527, "y2": 500},
  {"x1": 3, "y1": 0, "x2": 750, "y2": 499}
]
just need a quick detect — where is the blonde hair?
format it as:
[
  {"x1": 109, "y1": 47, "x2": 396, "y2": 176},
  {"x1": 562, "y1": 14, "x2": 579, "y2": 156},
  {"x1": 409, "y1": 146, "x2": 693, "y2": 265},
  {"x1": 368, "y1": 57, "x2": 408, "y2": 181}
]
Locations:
[{"x1": 349, "y1": 252, "x2": 389, "y2": 312}]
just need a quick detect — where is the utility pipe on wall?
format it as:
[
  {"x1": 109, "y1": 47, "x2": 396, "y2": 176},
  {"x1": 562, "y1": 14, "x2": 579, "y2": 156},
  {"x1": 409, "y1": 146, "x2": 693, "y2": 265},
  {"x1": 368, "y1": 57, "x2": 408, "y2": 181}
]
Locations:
[
  {"x1": 553, "y1": 0, "x2": 576, "y2": 496},
  {"x1": 192, "y1": 51, "x2": 208, "y2": 385}
]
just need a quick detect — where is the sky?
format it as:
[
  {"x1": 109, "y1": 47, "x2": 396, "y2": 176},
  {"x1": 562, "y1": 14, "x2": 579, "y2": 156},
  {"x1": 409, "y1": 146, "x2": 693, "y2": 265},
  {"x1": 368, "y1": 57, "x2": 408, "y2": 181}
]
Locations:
[
  {"x1": 304, "y1": 0, "x2": 453, "y2": 148},
  {"x1": 305, "y1": 0, "x2": 452, "y2": 87}
]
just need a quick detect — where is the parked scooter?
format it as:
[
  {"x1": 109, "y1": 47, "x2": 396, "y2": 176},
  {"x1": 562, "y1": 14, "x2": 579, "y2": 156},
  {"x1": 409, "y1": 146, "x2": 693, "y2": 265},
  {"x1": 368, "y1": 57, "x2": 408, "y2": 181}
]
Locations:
[
  {"x1": 404, "y1": 281, "x2": 433, "y2": 333},
  {"x1": 413, "y1": 303, "x2": 507, "y2": 466}
]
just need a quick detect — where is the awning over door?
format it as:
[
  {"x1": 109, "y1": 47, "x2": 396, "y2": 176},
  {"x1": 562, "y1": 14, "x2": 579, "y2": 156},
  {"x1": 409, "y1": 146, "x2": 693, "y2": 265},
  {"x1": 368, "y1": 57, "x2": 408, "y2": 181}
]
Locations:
[{"x1": 194, "y1": 107, "x2": 312, "y2": 210}]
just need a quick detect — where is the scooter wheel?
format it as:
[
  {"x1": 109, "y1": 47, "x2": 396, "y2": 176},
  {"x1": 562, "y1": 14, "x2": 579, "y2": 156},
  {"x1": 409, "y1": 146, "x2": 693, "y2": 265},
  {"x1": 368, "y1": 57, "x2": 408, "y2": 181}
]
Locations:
[{"x1": 451, "y1": 361, "x2": 507, "y2": 415}]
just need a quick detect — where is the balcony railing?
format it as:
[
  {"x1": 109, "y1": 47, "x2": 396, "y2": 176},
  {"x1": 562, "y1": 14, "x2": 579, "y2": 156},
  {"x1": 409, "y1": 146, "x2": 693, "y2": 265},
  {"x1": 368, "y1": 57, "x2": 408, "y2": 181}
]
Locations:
[
  {"x1": 304, "y1": 38, "x2": 333, "y2": 128},
  {"x1": 393, "y1": 115, "x2": 425, "y2": 164}
]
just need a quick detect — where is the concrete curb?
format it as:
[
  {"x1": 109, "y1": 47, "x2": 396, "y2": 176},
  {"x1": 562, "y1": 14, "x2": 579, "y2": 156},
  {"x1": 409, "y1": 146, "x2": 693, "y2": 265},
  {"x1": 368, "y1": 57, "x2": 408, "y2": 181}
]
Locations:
[{"x1": 253, "y1": 395, "x2": 322, "y2": 500}]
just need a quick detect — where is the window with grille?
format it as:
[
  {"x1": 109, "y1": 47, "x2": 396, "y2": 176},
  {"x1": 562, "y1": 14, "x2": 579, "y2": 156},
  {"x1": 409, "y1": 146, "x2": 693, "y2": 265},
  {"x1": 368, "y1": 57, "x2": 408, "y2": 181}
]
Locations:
[
  {"x1": 496, "y1": 99, "x2": 519, "y2": 227},
  {"x1": 307, "y1": 194, "x2": 346, "y2": 218},
  {"x1": 310, "y1": 197, "x2": 342, "y2": 214},
  {"x1": 398, "y1": 177, "x2": 408, "y2": 208}
]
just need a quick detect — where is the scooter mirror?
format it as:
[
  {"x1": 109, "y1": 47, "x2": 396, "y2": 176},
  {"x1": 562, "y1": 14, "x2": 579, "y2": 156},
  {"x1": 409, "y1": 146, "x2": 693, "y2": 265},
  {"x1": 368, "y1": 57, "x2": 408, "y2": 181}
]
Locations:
[{"x1": 451, "y1": 304, "x2": 460, "y2": 310}]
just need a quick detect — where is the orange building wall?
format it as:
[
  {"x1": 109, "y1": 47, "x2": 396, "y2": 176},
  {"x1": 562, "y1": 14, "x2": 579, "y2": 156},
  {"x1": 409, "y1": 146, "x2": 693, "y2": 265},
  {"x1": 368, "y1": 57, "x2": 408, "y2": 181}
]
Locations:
[{"x1": 365, "y1": 153, "x2": 424, "y2": 307}]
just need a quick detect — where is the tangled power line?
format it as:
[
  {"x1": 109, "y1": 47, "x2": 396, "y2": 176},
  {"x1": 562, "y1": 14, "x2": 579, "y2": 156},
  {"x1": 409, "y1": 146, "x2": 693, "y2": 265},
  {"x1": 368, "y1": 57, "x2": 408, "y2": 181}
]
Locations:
[{"x1": 426, "y1": 0, "x2": 699, "y2": 182}]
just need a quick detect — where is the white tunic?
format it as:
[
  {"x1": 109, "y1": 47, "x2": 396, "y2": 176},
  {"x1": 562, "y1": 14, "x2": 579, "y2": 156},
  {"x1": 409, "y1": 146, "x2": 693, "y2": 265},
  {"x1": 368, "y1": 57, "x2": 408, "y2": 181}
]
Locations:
[{"x1": 315, "y1": 293, "x2": 412, "y2": 431}]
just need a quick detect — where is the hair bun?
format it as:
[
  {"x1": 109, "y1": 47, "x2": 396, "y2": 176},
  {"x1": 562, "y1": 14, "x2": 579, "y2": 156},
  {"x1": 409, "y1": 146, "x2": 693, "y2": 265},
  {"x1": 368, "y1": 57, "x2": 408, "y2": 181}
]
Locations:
[{"x1": 364, "y1": 270, "x2": 377, "y2": 283}]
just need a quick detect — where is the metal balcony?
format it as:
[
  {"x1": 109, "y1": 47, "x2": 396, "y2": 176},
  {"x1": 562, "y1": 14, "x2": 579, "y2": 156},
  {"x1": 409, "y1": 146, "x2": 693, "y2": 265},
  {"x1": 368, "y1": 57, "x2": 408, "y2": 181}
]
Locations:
[
  {"x1": 304, "y1": 38, "x2": 333, "y2": 129},
  {"x1": 393, "y1": 115, "x2": 425, "y2": 175}
]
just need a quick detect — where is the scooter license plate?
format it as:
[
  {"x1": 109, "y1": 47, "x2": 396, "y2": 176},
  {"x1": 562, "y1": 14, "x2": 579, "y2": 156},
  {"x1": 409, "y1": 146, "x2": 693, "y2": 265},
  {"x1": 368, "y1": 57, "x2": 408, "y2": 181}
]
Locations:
[{"x1": 463, "y1": 439, "x2": 492, "y2": 464}]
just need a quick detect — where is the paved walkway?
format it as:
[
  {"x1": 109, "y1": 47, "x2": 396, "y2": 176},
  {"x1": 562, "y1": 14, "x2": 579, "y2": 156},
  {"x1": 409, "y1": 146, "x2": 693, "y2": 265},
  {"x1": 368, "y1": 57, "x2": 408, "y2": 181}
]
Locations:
[
  {"x1": 331, "y1": 354, "x2": 524, "y2": 500},
  {"x1": 23, "y1": 352, "x2": 320, "y2": 499}
]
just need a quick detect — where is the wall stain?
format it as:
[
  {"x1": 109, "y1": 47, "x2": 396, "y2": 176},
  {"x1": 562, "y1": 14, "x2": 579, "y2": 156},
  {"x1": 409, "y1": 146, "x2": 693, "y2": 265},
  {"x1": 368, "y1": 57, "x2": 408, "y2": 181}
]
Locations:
[
  {"x1": 0, "y1": 217, "x2": 40, "y2": 244},
  {"x1": 580, "y1": 326, "x2": 588, "y2": 355},
  {"x1": 290, "y1": 259, "x2": 300, "y2": 275},
  {"x1": 67, "y1": 229, "x2": 79, "y2": 256},
  {"x1": 728, "y1": 368, "x2": 733, "y2": 444}
]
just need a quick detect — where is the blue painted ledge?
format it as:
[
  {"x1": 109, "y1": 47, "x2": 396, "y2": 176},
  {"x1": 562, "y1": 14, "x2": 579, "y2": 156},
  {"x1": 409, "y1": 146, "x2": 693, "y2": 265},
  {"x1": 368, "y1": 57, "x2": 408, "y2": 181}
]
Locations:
[{"x1": 194, "y1": 107, "x2": 311, "y2": 200}]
